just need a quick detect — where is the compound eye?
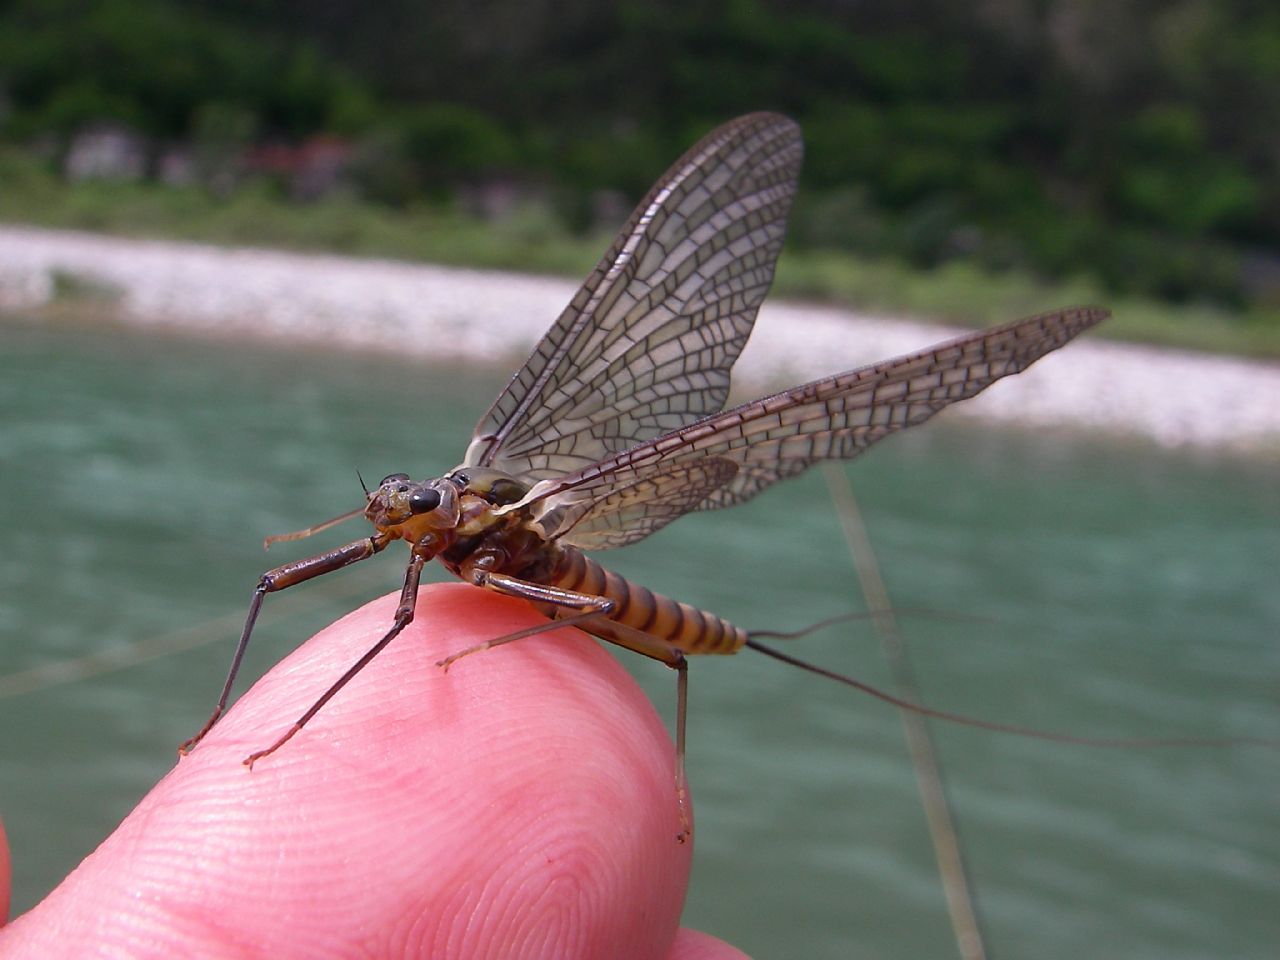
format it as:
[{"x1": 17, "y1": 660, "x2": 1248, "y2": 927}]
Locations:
[
  {"x1": 381, "y1": 472, "x2": 410, "y2": 486},
  {"x1": 409, "y1": 487, "x2": 442, "y2": 515}
]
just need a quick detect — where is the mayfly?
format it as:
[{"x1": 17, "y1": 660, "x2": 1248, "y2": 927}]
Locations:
[{"x1": 179, "y1": 113, "x2": 1108, "y2": 834}]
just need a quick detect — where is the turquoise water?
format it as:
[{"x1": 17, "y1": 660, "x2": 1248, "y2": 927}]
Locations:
[{"x1": 0, "y1": 317, "x2": 1276, "y2": 958}]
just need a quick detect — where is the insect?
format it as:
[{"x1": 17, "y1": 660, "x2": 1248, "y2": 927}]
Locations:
[{"x1": 178, "y1": 113, "x2": 1107, "y2": 838}]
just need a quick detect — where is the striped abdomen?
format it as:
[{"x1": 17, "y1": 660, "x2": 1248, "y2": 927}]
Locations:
[{"x1": 546, "y1": 546, "x2": 747, "y2": 655}]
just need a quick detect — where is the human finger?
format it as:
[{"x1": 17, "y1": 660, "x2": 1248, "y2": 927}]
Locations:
[{"x1": 1, "y1": 583, "x2": 692, "y2": 958}]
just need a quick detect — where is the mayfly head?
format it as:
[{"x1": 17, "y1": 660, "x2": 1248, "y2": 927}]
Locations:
[{"x1": 365, "y1": 473, "x2": 460, "y2": 538}]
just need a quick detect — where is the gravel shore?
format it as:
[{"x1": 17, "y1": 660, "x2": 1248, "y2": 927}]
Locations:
[{"x1": 2, "y1": 224, "x2": 1277, "y2": 453}]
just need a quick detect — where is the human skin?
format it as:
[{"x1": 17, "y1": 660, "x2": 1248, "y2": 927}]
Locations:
[{"x1": 0, "y1": 583, "x2": 748, "y2": 959}]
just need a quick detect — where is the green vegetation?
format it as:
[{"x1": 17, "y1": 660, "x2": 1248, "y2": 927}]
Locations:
[{"x1": 1, "y1": 0, "x2": 1278, "y2": 354}]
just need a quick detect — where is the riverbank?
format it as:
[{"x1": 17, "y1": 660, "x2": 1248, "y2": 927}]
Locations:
[{"x1": 2, "y1": 224, "x2": 1277, "y2": 453}]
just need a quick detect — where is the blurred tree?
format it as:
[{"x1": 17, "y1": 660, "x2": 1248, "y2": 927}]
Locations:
[{"x1": 0, "y1": 0, "x2": 1276, "y2": 309}]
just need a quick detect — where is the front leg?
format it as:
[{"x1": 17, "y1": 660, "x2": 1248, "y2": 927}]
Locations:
[
  {"x1": 180, "y1": 533, "x2": 391, "y2": 755},
  {"x1": 243, "y1": 537, "x2": 438, "y2": 766}
]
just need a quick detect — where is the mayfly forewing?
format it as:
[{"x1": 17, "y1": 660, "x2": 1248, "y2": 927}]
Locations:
[
  {"x1": 522, "y1": 306, "x2": 1109, "y2": 548},
  {"x1": 463, "y1": 112, "x2": 803, "y2": 482},
  {"x1": 688, "y1": 305, "x2": 1111, "y2": 510}
]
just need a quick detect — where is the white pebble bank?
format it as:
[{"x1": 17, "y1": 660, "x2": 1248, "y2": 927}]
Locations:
[{"x1": 2, "y1": 224, "x2": 1277, "y2": 454}]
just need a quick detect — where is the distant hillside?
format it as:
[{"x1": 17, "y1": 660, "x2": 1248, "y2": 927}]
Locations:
[{"x1": 1, "y1": 0, "x2": 1277, "y2": 317}]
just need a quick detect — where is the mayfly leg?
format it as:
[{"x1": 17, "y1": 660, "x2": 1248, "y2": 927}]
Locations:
[
  {"x1": 589, "y1": 617, "x2": 692, "y2": 843},
  {"x1": 241, "y1": 547, "x2": 430, "y2": 767},
  {"x1": 179, "y1": 533, "x2": 392, "y2": 755},
  {"x1": 443, "y1": 569, "x2": 693, "y2": 842},
  {"x1": 436, "y1": 570, "x2": 617, "y2": 667}
]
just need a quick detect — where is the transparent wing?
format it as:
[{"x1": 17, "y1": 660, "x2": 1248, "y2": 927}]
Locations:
[
  {"x1": 462, "y1": 112, "x2": 803, "y2": 481},
  {"x1": 515, "y1": 307, "x2": 1108, "y2": 548},
  {"x1": 532, "y1": 458, "x2": 738, "y2": 551}
]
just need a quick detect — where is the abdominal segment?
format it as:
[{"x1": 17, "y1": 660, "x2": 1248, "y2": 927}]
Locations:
[{"x1": 545, "y1": 546, "x2": 747, "y2": 655}]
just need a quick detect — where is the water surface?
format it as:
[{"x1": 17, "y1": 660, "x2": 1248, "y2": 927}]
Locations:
[{"x1": 0, "y1": 318, "x2": 1276, "y2": 958}]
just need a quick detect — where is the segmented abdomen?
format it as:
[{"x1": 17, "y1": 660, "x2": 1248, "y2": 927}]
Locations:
[{"x1": 548, "y1": 546, "x2": 747, "y2": 655}]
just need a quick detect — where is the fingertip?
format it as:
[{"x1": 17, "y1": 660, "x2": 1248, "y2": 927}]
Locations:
[{"x1": 9, "y1": 583, "x2": 693, "y2": 958}]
